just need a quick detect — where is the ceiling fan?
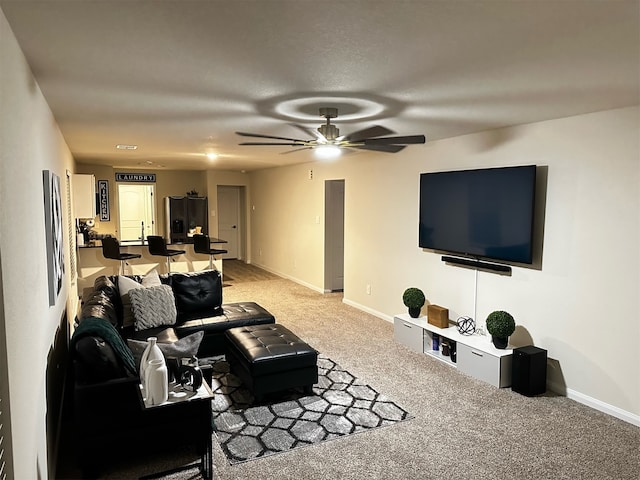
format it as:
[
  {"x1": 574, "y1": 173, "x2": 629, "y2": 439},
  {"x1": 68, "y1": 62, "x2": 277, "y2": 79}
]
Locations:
[{"x1": 236, "y1": 107, "x2": 425, "y2": 154}]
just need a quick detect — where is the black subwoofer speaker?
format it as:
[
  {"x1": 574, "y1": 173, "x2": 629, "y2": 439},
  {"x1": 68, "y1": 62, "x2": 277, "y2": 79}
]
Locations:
[{"x1": 512, "y1": 346, "x2": 547, "y2": 396}]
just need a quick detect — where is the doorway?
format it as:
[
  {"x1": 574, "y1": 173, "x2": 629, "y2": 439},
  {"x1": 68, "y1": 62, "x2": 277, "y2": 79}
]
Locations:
[
  {"x1": 118, "y1": 184, "x2": 155, "y2": 241},
  {"x1": 217, "y1": 186, "x2": 244, "y2": 259},
  {"x1": 324, "y1": 179, "x2": 345, "y2": 292}
]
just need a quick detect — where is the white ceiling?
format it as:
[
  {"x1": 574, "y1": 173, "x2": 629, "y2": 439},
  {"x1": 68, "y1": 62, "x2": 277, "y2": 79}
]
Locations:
[{"x1": 2, "y1": 0, "x2": 638, "y2": 172}]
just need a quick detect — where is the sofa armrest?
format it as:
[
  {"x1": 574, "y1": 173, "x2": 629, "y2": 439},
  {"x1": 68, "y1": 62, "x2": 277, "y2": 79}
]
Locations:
[{"x1": 74, "y1": 375, "x2": 142, "y2": 426}]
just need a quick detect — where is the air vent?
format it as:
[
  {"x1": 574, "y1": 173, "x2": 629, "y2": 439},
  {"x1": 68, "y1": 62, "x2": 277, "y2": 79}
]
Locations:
[{"x1": 116, "y1": 144, "x2": 138, "y2": 150}]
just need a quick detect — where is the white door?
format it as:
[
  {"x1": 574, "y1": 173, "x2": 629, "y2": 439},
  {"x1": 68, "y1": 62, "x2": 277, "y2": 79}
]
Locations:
[
  {"x1": 324, "y1": 180, "x2": 345, "y2": 291},
  {"x1": 217, "y1": 186, "x2": 241, "y2": 259},
  {"x1": 118, "y1": 184, "x2": 155, "y2": 241}
]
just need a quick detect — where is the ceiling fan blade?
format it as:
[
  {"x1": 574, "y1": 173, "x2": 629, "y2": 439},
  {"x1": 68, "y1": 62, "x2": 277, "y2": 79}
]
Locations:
[
  {"x1": 238, "y1": 142, "x2": 306, "y2": 146},
  {"x1": 342, "y1": 125, "x2": 395, "y2": 142},
  {"x1": 236, "y1": 131, "x2": 307, "y2": 143},
  {"x1": 281, "y1": 147, "x2": 314, "y2": 155},
  {"x1": 289, "y1": 123, "x2": 326, "y2": 142},
  {"x1": 363, "y1": 135, "x2": 426, "y2": 145},
  {"x1": 352, "y1": 144, "x2": 406, "y2": 153}
]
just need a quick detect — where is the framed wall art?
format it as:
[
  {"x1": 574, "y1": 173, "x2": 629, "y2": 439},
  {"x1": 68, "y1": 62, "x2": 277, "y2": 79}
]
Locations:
[{"x1": 43, "y1": 170, "x2": 65, "y2": 306}]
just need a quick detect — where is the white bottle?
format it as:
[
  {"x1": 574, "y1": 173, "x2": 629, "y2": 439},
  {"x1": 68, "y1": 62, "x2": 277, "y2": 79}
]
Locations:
[
  {"x1": 145, "y1": 358, "x2": 168, "y2": 405},
  {"x1": 139, "y1": 337, "x2": 163, "y2": 386}
]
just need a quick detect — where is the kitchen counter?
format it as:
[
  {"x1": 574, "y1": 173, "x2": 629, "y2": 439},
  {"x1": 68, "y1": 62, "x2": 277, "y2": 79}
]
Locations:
[
  {"x1": 79, "y1": 237, "x2": 227, "y2": 248},
  {"x1": 76, "y1": 237, "x2": 227, "y2": 290}
]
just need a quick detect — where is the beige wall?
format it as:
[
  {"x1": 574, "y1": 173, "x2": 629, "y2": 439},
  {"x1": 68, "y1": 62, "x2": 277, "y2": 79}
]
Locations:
[
  {"x1": 1, "y1": 10, "x2": 77, "y2": 478},
  {"x1": 248, "y1": 106, "x2": 640, "y2": 423},
  {"x1": 250, "y1": 163, "x2": 329, "y2": 289}
]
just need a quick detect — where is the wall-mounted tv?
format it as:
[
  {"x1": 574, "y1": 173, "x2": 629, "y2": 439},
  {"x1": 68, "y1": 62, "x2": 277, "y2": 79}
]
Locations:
[{"x1": 419, "y1": 165, "x2": 537, "y2": 265}]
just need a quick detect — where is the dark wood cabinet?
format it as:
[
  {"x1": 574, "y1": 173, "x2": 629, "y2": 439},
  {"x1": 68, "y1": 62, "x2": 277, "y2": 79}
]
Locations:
[{"x1": 164, "y1": 196, "x2": 208, "y2": 243}]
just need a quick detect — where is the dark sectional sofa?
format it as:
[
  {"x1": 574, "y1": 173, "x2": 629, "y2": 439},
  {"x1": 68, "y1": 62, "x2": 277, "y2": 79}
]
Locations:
[
  {"x1": 71, "y1": 268, "x2": 275, "y2": 476},
  {"x1": 74, "y1": 269, "x2": 275, "y2": 380}
]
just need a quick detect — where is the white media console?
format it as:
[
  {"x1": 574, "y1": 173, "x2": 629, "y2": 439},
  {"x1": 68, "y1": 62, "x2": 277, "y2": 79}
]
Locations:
[{"x1": 393, "y1": 313, "x2": 513, "y2": 388}]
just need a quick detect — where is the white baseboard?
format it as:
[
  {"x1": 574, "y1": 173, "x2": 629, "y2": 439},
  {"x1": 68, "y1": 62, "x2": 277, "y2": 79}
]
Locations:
[
  {"x1": 342, "y1": 298, "x2": 393, "y2": 323},
  {"x1": 249, "y1": 263, "x2": 325, "y2": 294},
  {"x1": 248, "y1": 273, "x2": 640, "y2": 427},
  {"x1": 547, "y1": 381, "x2": 640, "y2": 427}
]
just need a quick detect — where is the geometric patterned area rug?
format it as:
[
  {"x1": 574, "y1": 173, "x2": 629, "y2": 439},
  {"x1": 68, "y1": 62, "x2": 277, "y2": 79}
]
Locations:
[{"x1": 208, "y1": 355, "x2": 413, "y2": 465}]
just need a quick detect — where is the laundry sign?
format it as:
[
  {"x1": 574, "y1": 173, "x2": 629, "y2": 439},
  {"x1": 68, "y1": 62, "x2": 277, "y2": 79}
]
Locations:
[{"x1": 115, "y1": 173, "x2": 156, "y2": 183}]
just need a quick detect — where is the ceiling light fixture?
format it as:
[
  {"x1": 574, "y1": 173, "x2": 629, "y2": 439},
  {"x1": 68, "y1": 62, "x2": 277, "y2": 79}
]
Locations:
[
  {"x1": 314, "y1": 144, "x2": 341, "y2": 160},
  {"x1": 116, "y1": 144, "x2": 138, "y2": 150},
  {"x1": 237, "y1": 107, "x2": 425, "y2": 155},
  {"x1": 206, "y1": 152, "x2": 218, "y2": 160}
]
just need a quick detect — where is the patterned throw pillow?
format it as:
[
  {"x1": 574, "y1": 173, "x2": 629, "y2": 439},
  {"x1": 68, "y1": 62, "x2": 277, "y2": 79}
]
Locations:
[
  {"x1": 129, "y1": 284, "x2": 177, "y2": 331},
  {"x1": 118, "y1": 270, "x2": 162, "y2": 328}
]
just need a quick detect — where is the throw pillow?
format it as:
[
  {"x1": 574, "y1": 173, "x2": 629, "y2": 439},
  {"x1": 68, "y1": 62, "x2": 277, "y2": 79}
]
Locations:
[
  {"x1": 118, "y1": 275, "x2": 142, "y2": 329},
  {"x1": 118, "y1": 270, "x2": 162, "y2": 328},
  {"x1": 155, "y1": 327, "x2": 180, "y2": 344},
  {"x1": 127, "y1": 331, "x2": 204, "y2": 370},
  {"x1": 170, "y1": 270, "x2": 222, "y2": 321},
  {"x1": 129, "y1": 284, "x2": 177, "y2": 331},
  {"x1": 141, "y1": 269, "x2": 162, "y2": 287}
]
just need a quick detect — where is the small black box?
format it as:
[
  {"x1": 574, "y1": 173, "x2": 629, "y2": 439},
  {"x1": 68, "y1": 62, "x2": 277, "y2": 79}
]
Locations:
[{"x1": 511, "y1": 346, "x2": 547, "y2": 396}]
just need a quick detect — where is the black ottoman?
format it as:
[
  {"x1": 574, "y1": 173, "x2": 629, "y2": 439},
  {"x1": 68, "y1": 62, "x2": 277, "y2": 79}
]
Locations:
[{"x1": 224, "y1": 324, "x2": 318, "y2": 402}]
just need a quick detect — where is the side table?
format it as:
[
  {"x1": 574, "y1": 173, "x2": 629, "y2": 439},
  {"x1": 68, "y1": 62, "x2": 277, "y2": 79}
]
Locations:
[{"x1": 138, "y1": 379, "x2": 215, "y2": 480}]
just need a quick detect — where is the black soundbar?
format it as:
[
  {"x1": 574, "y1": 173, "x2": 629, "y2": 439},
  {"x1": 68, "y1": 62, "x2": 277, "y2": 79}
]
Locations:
[{"x1": 441, "y1": 255, "x2": 512, "y2": 273}]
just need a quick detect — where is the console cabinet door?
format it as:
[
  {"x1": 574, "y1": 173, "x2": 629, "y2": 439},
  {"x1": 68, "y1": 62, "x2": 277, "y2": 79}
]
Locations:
[
  {"x1": 393, "y1": 318, "x2": 424, "y2": 353},
  {"x1": 458, "y1": 343, "x2": 509, "y2": 387}
]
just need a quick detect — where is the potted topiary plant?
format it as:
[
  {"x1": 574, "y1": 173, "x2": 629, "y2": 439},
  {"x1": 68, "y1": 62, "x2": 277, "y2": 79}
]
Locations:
[
  {"x1": 402, "y1": 287, "x2": 425, "y2": 318},
  {"x1": 486, "y1": 310, "x2": 516, "y2": 349}
]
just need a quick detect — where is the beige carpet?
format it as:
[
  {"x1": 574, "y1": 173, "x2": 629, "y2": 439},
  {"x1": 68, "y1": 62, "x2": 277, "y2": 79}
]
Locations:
[{"x1": 59, "y1": 262, "x2": 640, "y2": 479}]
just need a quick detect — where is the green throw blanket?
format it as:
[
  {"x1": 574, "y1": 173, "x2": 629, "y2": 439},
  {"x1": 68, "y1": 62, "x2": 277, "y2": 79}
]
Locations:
[{"x1": 71, "y1": 317, "x2": 137, "y2": 376}]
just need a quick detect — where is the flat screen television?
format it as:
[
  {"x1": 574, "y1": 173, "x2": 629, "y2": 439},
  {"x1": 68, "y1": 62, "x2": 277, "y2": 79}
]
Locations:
[{"x1": 419, "y1": 165, "x2": 537, "y2": 264}]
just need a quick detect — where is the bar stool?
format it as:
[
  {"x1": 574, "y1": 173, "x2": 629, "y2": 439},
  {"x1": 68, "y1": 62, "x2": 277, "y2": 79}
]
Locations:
[
  {"x1": 101, "y1": 236, "x2": 141, "y2": 275},
  {"x1": 193, "y1": 234, "x2": 227, "y2": 270},
  {"x1": 147, "y1": 235, "x2": 185, "y2": 272}
]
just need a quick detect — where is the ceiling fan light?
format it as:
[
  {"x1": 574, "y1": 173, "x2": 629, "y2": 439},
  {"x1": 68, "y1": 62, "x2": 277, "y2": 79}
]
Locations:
[{"x1": 314, "y1": 144, "x2": 341, "y2": 160}]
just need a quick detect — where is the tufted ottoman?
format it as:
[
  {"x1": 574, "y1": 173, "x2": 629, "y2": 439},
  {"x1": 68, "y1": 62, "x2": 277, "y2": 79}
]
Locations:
[{"x1": 224, "y1": 324, "x2": 318, "y2": 402}]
